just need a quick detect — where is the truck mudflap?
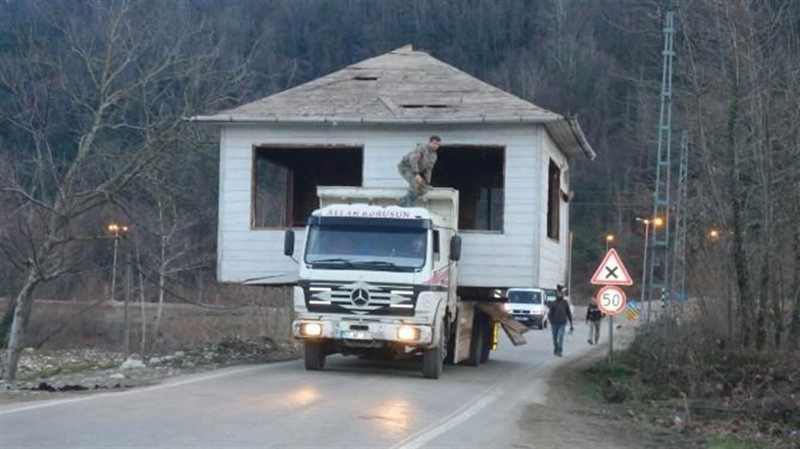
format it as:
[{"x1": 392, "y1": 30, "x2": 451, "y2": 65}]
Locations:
[{"x1": 475, "y1": 303, "x2": 529, "y2": 346}]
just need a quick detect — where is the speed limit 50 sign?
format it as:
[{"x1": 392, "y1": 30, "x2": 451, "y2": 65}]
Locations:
[{"x1": 595, "y1": 285, "x2": 628, "y2": 316}]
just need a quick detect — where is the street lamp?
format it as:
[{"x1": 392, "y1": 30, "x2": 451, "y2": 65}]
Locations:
[
  {"x1": 106, "y1": 222, "x2": 129, "y2": 302},
  {"x1": 637, "y1": 216, "x2": 663, "y2": 322},
  {"x1": 708, "y1": 227, "x2": 731, "y2": 336},
  {"x1": 605, "y1": 234, "x2": 615, "y2": 252},
  {"x1": 635, "y1": 217, "x2": 651, "y2": 309}
]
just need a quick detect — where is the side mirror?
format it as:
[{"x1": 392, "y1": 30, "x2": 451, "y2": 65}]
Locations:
[
  {"x1": 283, "y1": 230, "x2": 295, "y2": 256},
  {"x1": 449, "y1": 235, "x2": 461, "y2": 262}
]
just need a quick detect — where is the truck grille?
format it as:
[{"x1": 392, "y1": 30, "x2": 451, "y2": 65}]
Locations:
[{"x1": 300, "y1": 280, "x2": 421, "y2": 316}]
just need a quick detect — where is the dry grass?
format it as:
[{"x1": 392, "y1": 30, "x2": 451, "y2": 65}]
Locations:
[{"x1": 0, "y1": 285, "x2": 295, "y2": 356}]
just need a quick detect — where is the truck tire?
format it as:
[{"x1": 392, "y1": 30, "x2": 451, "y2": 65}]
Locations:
[
  {"x1": 467, "y1": 312, "x2": 485, "y2": 366},
  {"x1": 422, "y1": 321, "x2": 444, "y2": 379},
  {"x1": 479, "y1": 320, "x2": 492, "y2": 364},
  {"x1": 444, "y1": 319, "x2": 456, "y2": 364},
  {"x1": 304, "y1": 341, "x2": 326, "y2": 371}
]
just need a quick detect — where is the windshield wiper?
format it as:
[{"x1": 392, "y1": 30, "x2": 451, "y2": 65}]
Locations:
[
  {"x1": 357, "y1": 261, "x2": 404, "y2": 271},
  {"x1": 310, "y1": 258, "x2": 357, "y2": 268}
]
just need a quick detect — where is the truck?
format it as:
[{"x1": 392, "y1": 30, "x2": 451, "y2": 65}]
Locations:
[{"x1": 283, "y1": 187, "x2": 527, "y2": 379}]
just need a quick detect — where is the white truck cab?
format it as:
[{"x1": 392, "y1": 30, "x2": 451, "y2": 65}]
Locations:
[{"x1": 283, "y1": 187, "x2": 526, "y2": 379}]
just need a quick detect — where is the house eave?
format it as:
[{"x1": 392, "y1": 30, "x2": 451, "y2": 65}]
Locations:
[
  {"x1": 188, "y1": 114, "x2": 596, "y2": 160},
  {"x1": 544, "y1": 116, "x2": 597, "y2": 160},
  {"x1": 188, "y1": 114, "x2": 558, "y2": 125}
]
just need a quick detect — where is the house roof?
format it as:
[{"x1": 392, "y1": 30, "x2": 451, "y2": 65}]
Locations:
[{"x1": 191, "y1": 45, "x2": 595, "y2": 159}]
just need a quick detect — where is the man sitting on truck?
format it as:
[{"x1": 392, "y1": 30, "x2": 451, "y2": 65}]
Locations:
[{"x1": 397, "y1": 135, "x2": 441, "y2": 206}]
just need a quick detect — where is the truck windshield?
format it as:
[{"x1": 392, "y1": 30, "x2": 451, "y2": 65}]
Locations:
[
  {"x1": 508, "y1": 290, "x2": 542, "y2": 304},
  {"x1": 304, "y1": 225, "x2": 427, "y2": 272}
]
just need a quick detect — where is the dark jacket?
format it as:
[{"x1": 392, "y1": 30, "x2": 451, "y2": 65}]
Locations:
[
  {"x1": 586, "y1": 303, "x2": 603, "y2": 322},
  {"x1": 548, "y1": 298, "x2": 573, "y2": 326}
]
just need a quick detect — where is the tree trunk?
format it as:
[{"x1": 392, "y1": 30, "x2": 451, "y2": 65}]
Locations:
[
  {"x1": 147, "y1": 257, "x2": 167, "y2": 357},
  {"x1": 123, "y1": 251, "x2": 132, "y2": 359},
  {"x1": 790, "y1": 226, "x2": 800, "y2": 349},
  {"x1": 756, "y1": 259, "x2": 769, "y2": 350},
  {"x1": 1, "y1": 271, "x2": 40, "y2": 380},
  {"x1": 0, "y1": 299, "x2": 16, "y2": 349},
  {"x1": 138, "y1": 247, "x2": 147, "y2": 356}
]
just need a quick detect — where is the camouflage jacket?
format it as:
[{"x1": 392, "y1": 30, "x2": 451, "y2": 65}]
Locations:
[{"x1": 398, "y1": 143, "x2": 438, "y2": 183}]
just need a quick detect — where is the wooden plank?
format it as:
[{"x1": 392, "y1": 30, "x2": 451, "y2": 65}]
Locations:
[{"x1": 475, "y1": 303, "x2": 528, "y2": 346}]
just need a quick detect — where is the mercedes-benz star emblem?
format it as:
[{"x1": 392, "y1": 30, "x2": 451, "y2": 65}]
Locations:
[{"x1": 350, "y1": 288, "x2": 370, "y2": 306}]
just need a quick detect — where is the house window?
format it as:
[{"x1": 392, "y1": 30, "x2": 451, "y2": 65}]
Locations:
[
  {"x1": 433, "y1": 146, "x2": 504, "y2": 231},
  {"x1": 547, "y1": 160, "x2": 560, "y2": 240},
  {"x1": 252, "y1": 146, "x2": 363, "y2": 228}
]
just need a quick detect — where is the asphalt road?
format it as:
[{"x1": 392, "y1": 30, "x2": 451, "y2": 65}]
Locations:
[{"x1": 0, "y1": 320, "x2": 603, "y2": 448}]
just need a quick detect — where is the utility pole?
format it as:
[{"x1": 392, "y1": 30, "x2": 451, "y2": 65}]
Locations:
[
  {"x1": 647, "y1": 10, "x2": 676, "y2": 320},
  {"x1": 672, "y1": 131, "x2": 689, "y2": 316}
]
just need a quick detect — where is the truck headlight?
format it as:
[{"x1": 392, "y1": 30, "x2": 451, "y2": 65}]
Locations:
[
  {"x1": 397, "y1": 326, "x2": 420, "y2": 342},
  {"x1": 300, "y1": 322, "x2": 323, "y2": 337},
  {"x1": 503, "y1": 303, "x2": 512, "y2": 311}
]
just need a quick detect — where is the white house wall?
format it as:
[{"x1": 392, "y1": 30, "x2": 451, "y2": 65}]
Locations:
[
  {"x1": 217, "y1": 122, "x2": 562, "y2": 289},
  {"x1": 536, "y1": 129, "x2": 570, "y2": 290}
]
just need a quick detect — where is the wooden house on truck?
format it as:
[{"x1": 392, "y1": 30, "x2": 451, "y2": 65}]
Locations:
[{"x1": 191, "y1": 45, "x2": 595, "y2": 296}]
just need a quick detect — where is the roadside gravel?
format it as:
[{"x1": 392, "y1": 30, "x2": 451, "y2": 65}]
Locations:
[{"x1": 0, "y1": 338, "x2": 302, "y2": 404}]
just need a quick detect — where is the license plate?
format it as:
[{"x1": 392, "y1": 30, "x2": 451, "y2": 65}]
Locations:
[{"x1": 342, "y1": 331, "x2": 372, "y2": 340}]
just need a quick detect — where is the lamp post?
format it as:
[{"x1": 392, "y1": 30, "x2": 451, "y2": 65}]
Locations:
[
  {"x1": 107, "y1": 222, "x2": 129, "y2": 302},
  {"x1": 637, "y1": 216, "x2": 663, "y2": 322},
  {"x1": 635, "y1": 217, "x2": 651, "y2": 321},
  {"x1": 605, "y1": 234, "x2": 615, "y2": 252},
  {"x1": 708, "y1": 227, "x2": 730, "y2": 336}
]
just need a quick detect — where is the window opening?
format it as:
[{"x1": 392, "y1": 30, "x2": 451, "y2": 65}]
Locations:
[
  {"x1": 433, "y1": 145, "x2": 504, "y2": 231},
  {"x1": 253, "y1": 146, "x2": 362, "y2": 228},
  {"x1": 547, "y1": 160, "x2": 560, "y2": 240}
]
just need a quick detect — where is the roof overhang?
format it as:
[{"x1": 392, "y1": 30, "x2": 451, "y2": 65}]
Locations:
[
  {"x1": 543, "y1": 116, "x2": 597, "y2": 161},
  {"x1": 188, "y1": 114, "x2": 596, "y2": 160}
]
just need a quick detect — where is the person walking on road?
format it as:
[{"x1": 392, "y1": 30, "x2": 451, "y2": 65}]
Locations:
[
  {"x1": 397, "y1": 135, "x2": 441, "y2": 206},
  {"x1": 547, "y1": 285, "x2": 573, "y2": 357},
  {"x1": 586, "y1": 300, "x2": 603, "y2": 345}
]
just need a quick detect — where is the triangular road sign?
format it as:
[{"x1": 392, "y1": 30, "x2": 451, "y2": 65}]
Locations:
[{"x1": 591, "y1": 248, "x2": 634, "y2": 285}]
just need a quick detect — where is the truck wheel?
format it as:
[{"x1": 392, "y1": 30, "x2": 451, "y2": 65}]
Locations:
[
  {"x1": 479, "y1": 320, "x2": 492, "y2": 364},
  {"x1": 444, "y1": 320, "x2": 456, "y2": 364},
  {"x1": 304, "y1": 341, "x2": 326, "y2": 371},
  {"x1": 467, "y1": 313, "x2": 484, "y2": 366},
  {"x1": 422, "y1": 322, "x2": 444, "y2": 379}
]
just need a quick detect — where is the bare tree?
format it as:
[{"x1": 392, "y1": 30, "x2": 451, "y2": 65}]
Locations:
[
  {"x1": 680, "y1": 0, "x2": 800, "y2": 350},
  {"x1": 0, "y1": 0, "x2": 244, "y2": 380}
]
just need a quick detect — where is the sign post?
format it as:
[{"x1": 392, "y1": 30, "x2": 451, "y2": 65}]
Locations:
[{"x1": 591, "y1": 249, "x2": 633, "y2": 364}]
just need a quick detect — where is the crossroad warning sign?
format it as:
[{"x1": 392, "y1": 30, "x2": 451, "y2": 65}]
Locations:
[{"x1": 591, "y1": 248, "x2": 634, "y2": 286}]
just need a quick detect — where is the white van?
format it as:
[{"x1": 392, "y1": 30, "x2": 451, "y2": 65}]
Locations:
[{"x1": 504, "y1": 288, "x2": 549, "y2": 329}]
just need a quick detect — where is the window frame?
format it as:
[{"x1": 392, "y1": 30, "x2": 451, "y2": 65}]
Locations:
[
  {"x1": 547, "y1": 159, "x2": 561, "y2": 241},
  {"x1": 250, "y1": 144, "x2": 363, "y2": 229}
]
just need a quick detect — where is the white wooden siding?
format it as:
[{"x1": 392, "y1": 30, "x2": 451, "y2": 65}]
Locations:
[
  {"x1": 536, "y1": 129, "x2": 570, "y2": 290},
  {"x1": 217, "y1": 122, "x2": 567, "y2": 289}
]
